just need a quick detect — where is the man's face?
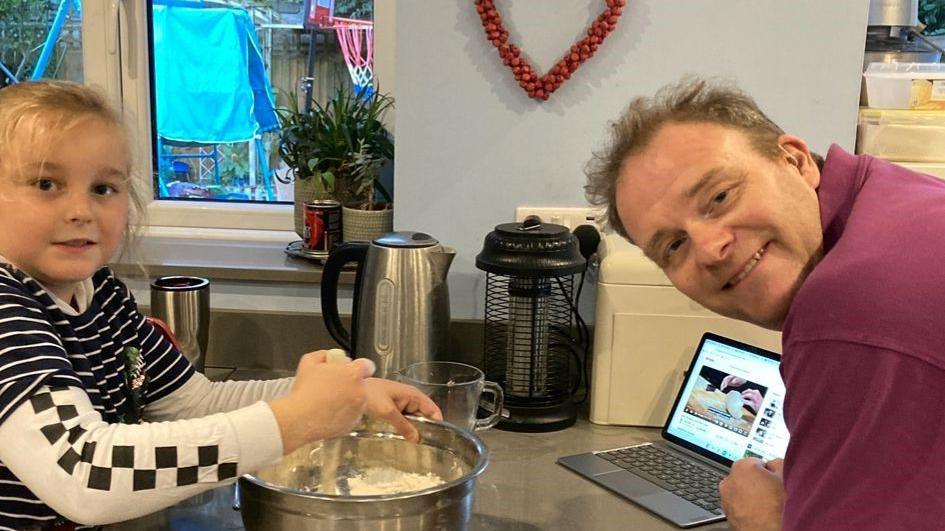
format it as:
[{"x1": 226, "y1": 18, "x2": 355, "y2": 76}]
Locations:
[{"x1": 615, "y1": 122, "x2": 823, "y2": 329}]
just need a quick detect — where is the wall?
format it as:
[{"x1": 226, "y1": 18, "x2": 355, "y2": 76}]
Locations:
[{"x1": 392, "y1": 0, "x2": 870, "y2": 320}]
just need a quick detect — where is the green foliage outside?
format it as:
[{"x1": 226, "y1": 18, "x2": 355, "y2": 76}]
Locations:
[
  {"x1": 0, "y1": 0, "x2": 41, "y2": 19},
  {"x1": 921, "y1": 0, "x2": 945, "y2": 35},
  {"x1": 334, "y1": 0, "x2": 372, "y2": 21},
  {"x1": 161, "y1": 134, "x2": 278, "y2": 197},
  {"x1": 0, "y1": 0, "x2": 64, "y2": 85},
  {"x1": 261, "y1": 0, "x2": 371, "y2": 21},
  {"x1": 218, "y1": 142, "x2": 252, "y2": 187}
]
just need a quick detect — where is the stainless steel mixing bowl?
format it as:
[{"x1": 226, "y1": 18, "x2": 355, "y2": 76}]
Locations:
[{"x1": 238, "y1": 416, "x2": 488, "y2": 530}]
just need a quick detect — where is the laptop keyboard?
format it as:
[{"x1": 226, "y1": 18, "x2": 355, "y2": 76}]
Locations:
[{"x1": 596, "y1": 443, "x2": 725, "y2": 515}]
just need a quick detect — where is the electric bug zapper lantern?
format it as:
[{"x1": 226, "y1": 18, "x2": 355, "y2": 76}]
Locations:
[{"x1": 475, "y1": 219, "x2": 586, "y2": 432}]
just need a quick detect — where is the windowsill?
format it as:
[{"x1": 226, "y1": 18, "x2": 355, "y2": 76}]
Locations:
[
  {"x1": 145, "y1": 200, "x2": 294, "y2": 232},
  {"x1": 111, "y1": 227, "x2": 355, "y2": 285}
]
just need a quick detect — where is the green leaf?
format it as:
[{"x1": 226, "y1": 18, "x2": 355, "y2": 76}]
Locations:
[
  {"x1": 322, "y1": 170, "x2": 336, "y2": 190},
  {"x1": 920, "y1": 0, "x2": 945, "y2": 35}
]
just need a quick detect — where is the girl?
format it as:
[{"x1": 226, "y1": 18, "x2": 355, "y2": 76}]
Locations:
[{"x1": 0, "y1": 80, "x2": 440, "y2": 530}]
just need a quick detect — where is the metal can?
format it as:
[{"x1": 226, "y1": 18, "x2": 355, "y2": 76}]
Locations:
[{"x1": 303, "y1": 200, "x2": 342, "y2": 256}]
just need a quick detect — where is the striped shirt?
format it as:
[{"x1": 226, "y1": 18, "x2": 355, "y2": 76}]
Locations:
[{"x1": 0, "y1": 265, "x2": 194, "y2": 529}]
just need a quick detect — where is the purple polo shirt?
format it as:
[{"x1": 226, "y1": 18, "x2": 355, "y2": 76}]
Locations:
[{"x1": 780, "y1": 145, "x2": 945, "y2": 530}]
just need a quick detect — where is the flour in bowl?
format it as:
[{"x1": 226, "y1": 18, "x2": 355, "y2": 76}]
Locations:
[{"x1": 344, "y1": 467, "x2": 445, "y2": 495}]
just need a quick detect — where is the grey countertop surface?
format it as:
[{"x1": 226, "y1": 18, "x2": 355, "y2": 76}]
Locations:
[{"x1": 102, "y1": 369, "x2": 731, "y2": 531}]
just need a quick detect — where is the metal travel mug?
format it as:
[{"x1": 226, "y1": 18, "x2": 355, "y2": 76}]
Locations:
[{"x1": 150, "y1": 276, "x2": 210, "y2": 372}]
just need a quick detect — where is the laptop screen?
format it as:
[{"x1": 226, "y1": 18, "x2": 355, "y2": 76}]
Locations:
[{"x1": 662, "y1": 332, "x2": 789, "y2": 467}]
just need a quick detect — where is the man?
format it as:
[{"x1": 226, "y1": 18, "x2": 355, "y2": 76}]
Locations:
[{"x1": 585, "y1": 78, "x2": 945, "y2": 530}]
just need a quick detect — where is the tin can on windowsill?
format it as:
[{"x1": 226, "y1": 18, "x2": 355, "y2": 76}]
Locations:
[{"x1": 303, "y1": 200, "x2": 342, "y2": 258}]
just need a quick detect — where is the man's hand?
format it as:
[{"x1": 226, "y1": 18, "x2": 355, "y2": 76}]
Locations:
[
  {"x1": 719, "y1": 458, "x2": 784, "y2": 531},
  {"x1": 363, "y1": 378, "x2": 443, "y2": 443}
]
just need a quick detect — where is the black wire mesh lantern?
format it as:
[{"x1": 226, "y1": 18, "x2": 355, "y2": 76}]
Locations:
[{"x1": 475, "y1": 219, "x2": 587, "y2": 432}]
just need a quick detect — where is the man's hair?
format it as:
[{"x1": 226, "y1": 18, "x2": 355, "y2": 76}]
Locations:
[
  {"x1": 585, "y1": 77, "x2": 817, "y2": 240},
  {"x1": 0, "y1": 80, "x2": 146, "y2": 236}
]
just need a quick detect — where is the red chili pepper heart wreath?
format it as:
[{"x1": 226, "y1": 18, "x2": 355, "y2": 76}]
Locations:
[{"x1": 475, "y1": 0, "x2": 625, "y2": 101}]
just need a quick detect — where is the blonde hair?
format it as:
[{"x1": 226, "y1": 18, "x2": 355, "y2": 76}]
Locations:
[
  {"x1": 585, "y1": 77, "x2": 822, "y2": 239},
  {"x1": 0, "y1": 80, "x2": 146, "y2": 253}
]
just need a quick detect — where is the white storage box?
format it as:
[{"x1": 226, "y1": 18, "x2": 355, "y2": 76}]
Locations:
[
  {"x1": 589, "y1": 233, "x2": 781, "y2": 427},
  {"x1": 899, "y1": 162, "x2": 945, "y2": 181},
  {"x1": 857, "y1": 108, "x2": 945, "y2": 162},
  {"x1": 863, "y1": 62, "x2": 945, "y2": 110}
]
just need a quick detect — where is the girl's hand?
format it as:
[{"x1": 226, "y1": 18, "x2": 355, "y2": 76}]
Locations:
[
  {"x1": 363, "y1": 378, "x2": 442, "y2": 443},
  {"x1": 268, "y1": 351, "x2": 375, "y2": 455}
]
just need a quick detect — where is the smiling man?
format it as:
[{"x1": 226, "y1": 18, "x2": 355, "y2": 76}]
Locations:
[{"x1": 585, "y1": 78, "x2": 945, "y2": 530}]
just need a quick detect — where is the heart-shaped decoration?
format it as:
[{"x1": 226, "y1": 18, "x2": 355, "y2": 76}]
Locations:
[{"x1": 475, "y1": 0, "x2": 625, "y2": 101}]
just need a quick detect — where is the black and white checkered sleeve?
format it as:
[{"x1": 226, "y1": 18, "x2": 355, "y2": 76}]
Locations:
[{"x1": 0, "y1": 385, "x2": 283, "y2": 525}]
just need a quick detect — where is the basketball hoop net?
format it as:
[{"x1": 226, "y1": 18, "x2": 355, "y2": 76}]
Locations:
[{"x1": 330, "y1": 17, "x2": 374, "y2": 98}]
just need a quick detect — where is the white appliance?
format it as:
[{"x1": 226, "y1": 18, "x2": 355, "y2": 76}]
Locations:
[
  {"x1": 589, "y1": 234, "x2": 782, "y2": 427},
  {"x1": 900, "y1": 162, "x2": 945, "y2": 180},
  {"x1": 856, "y1": 109, "x2": 945, "y2": 175}
]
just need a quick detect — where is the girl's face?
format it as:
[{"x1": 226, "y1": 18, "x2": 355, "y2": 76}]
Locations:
[{"x1": 0, "y1": 116, "x2": 130, "y2": 302}]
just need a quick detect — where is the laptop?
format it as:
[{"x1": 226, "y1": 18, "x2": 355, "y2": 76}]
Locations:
[{"x1": 558, "y1": 332, "x2": 789, "y2": 528}]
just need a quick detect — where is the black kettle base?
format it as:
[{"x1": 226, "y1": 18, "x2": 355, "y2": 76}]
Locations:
[{"x1": 495, "y1": 401, "x2": 577, "y2": 433}]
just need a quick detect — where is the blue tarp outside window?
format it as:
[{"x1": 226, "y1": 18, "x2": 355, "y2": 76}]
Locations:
[{"x1": 153, "y1": 4, "x2": 279, "y2": 143}]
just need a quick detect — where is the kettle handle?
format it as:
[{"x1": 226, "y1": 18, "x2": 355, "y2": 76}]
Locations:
[{"x1": 320, "y1": 242, "x2": 369, "y2": 353}]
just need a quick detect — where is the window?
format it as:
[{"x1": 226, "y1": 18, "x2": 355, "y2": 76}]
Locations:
[
  {"x1": 148, "y1": 0, "x2": 373, "y2": 208},
  {"x1": 3, "y1": 0, "x2": 384, "y2": 233},
  {"x1": 153, "y1": 1, "x2": 331, "y2": 205}
]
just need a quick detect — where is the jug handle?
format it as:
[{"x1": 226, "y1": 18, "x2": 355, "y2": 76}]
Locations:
[{"x1": 320, "y1": 242, "x2": 369, "y2": 353}]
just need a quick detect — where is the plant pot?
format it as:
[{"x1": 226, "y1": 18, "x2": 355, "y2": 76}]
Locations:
[
  {"x1": 293, "y1": 176, "x2": 330, "y2": 238},
  {"x1": 342, "y1": 206, "x2": 393, "y2": 242}
]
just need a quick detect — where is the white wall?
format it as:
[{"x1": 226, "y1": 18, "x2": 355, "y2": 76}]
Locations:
[{"x1": 393, "y1": 0, "x2": 870, "y2": 320}]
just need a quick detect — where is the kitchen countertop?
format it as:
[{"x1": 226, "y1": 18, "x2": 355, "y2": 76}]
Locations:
[
  {"x1": 102, "y1": 411, "x2": 731, "y2": 531},
  {"x1": 110, "y1": 236, "x2": 356, "y2": 285}
]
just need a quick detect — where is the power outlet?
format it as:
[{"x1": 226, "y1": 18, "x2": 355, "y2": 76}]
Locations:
[{"x1": 514, "y1": 206, "x2": 603, "y2": 232}]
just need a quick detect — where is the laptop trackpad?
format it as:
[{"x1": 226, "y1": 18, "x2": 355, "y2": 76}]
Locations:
[
  {"x1": 595, "y1": 470, "x2": 663, "y2": 498},
  {"x1": 638, "y1": 491, "x2": 712, "y2": 526}
]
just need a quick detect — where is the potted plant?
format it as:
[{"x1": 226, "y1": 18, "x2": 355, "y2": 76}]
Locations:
[{"x1": 277, "y1": 85, "x2": 394, "y2": 241}]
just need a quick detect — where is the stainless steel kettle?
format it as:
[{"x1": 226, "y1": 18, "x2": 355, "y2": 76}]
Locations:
[{"x1": 320, "y1": 232, "x2": 456, "y2": 377}]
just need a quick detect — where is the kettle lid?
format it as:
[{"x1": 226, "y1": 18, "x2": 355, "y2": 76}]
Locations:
[{"x1": 373, "y1": 231, "x2": 439, "y2": 248}]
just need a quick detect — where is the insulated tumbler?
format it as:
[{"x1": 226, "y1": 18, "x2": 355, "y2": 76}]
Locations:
[{"x1": 149, "y1": 276, "x2": 210, "y2": 372}]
